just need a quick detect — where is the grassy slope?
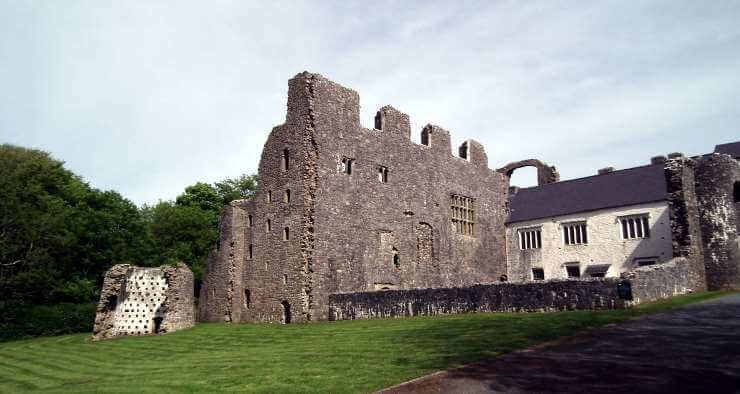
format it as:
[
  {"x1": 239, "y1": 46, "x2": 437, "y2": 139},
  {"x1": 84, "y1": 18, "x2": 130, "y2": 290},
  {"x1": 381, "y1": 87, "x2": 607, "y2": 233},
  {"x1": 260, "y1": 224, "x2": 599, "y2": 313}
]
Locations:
[{"x1": 0, "y1": 291, "x2": 731, "y2": 393}]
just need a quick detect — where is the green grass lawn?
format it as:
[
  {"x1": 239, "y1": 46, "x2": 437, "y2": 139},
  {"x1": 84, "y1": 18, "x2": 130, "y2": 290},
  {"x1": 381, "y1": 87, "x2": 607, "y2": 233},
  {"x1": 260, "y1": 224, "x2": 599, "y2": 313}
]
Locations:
[{"x1": 0, "y1": 291, "x2": 731, "y2": 393}]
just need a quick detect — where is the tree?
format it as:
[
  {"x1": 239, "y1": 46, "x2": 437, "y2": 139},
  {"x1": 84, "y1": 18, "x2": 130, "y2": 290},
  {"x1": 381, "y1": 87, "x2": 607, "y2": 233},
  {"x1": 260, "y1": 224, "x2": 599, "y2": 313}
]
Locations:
[
  {"x1": 214, "y1": 174, "x2": 258, "y2": 205},
  {"x1": 0, "y1": 144, "x2": 150, "y2": 305},
  {"x1": 144, "y1": 201, "x2": 218, "y2": 288}
]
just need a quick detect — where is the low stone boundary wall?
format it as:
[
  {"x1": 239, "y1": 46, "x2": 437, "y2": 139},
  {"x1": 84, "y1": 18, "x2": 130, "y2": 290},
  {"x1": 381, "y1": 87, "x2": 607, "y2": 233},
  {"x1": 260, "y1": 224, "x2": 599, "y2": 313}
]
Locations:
[
  {"x1": 329, "y1": 257, "x2": 700, "y2": 321},
  {"x1": 621, "y1": 257, "x2": 694, "y2": 304},
  {"x1": 329, "y1": 279, "x2": 627, "y2": 321}
]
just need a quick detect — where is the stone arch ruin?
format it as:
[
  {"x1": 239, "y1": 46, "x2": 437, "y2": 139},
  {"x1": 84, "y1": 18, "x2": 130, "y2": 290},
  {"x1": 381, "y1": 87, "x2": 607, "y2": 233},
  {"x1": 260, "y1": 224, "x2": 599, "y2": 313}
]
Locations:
[{"x1": 497, "y1": 159, "x2": 560, "y2": 187}]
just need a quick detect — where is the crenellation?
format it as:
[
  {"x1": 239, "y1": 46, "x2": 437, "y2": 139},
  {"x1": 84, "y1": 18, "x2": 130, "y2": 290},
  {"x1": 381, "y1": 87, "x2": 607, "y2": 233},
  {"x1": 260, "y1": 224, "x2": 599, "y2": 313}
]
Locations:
[
  {"x1": 199, "y1": 72, "x2": 740, "y2": 326},
  {"x1": 374, "y1": 105, "x2": 411, "y2": 139}
]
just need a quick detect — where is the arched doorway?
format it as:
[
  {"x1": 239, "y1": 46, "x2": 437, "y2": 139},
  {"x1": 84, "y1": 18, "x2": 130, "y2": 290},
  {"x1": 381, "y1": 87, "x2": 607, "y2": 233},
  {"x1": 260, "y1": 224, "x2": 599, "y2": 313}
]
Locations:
[{"x1": 281, "y1": 301, "x2": 291, "y2": 324}]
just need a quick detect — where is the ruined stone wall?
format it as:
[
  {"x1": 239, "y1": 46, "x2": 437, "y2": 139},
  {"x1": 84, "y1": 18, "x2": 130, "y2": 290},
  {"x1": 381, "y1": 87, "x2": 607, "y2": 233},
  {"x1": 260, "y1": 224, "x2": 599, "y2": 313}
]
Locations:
[
  {"x1": 620, "y1": 257, "x2": 693, "y2": 304},
  {"x1": 93, "y1": 264, "x2": 194, "y2": 340},
  {"x1": 198, "y1": 199, "x2": 250, "y2": 323},
  {"x1": 307, "y1": 73, "x2": 508, "y2": 321},
  {"x1": 329, "y1": 279, "x2": 627, "y2": 321},
  {"x1": 199, "y1": 72, "x2": 509, "y2": 323},
  {"x1": 695, "y1": 153, "x2": 740, "y2": 290},
  {"x1": 664, "y1": 156, "x2": 707, "y2": 292}
]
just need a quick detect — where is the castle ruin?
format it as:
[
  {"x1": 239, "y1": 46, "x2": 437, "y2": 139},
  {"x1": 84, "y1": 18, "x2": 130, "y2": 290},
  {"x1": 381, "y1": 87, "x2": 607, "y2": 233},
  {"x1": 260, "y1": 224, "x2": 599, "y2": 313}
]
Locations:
[{"x1": 198, "y1": 72, "x2": 740, "y2": 324}]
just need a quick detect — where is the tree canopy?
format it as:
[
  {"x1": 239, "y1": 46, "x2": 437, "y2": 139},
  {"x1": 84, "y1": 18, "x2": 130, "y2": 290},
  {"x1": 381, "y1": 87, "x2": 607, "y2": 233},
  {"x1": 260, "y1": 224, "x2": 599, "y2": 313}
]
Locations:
[{"x1": 0, "y1": 143, "x2": 257, "y2": 307}]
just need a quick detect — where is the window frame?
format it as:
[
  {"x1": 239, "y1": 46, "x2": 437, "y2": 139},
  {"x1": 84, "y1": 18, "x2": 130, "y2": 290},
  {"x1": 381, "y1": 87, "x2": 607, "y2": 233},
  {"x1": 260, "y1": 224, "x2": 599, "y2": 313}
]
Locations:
[
  {"x1": 565, "y1": 263, "x2": 581, "y2": 278},
  {"x1": 518, "y1": 227, "x2": 542, "y2": 250},
  {"x1": 562, "y1": 222, "x2": 588, "y2": 245},
  {"x1": 450, "y1": 194, "x2": 475, "y2": 236},
  {"x1": 619, "y1": 214, "x2": 650, "y2": 240}
]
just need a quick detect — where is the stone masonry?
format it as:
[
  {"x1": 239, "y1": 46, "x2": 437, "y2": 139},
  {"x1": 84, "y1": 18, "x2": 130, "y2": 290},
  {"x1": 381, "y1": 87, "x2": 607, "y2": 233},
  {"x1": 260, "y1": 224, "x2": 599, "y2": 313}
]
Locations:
[
  {"x1": 695, "y1": 153, "x2": 740, "y2": 290},
  {"x1": 93, "y1": 263, "x2": 194, "y2": 341},
  {"x1": 199, "y1": 72, "x2": 509, "y2": 324}
]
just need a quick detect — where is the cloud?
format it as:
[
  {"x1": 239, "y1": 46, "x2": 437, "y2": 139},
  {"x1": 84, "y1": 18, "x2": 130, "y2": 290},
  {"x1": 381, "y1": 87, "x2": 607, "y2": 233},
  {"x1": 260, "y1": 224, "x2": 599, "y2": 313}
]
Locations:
[{"x1": 1, "y1": 0, "x2": 739, "y2": 203}]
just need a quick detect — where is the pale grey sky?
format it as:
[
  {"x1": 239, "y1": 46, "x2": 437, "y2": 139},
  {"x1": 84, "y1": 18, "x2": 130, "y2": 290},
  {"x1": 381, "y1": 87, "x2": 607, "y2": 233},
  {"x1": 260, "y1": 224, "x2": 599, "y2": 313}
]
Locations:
[{"x1": 2, "y1": 1, "x2": 739, "y2": 205}]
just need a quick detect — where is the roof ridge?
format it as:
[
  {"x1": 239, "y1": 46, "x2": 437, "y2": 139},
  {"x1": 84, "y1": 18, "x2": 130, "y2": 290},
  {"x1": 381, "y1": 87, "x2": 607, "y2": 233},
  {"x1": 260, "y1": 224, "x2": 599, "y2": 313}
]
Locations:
[{"x1": 512, "y1": 163, "x2": 659, "y2": 192}]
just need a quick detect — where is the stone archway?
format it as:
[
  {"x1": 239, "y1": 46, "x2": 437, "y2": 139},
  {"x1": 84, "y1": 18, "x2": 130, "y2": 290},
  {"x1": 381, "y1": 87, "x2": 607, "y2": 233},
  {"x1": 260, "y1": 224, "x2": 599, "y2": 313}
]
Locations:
[{"x1": 497, "y1": 159, "x2": 560, "y2": 186}]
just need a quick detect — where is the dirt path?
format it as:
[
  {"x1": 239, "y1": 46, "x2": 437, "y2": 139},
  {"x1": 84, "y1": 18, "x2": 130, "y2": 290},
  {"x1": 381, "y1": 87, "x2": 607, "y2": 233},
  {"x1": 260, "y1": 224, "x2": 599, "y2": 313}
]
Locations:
[{"x1": 380, "y1": 293, "x2": 740, "y2": 394}]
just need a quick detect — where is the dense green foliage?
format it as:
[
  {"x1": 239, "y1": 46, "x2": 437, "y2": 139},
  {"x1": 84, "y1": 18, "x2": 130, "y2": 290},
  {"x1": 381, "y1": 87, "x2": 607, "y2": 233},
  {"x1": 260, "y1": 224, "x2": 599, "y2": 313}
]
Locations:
[
  {"x1": 0, "y1": 292, "x2": 729, "y2": 393},
  {"x1": 0, "y1": 303, "x2": 96, "y2": 342},
  {"x1": 0, "y1": 144, "x2": 256, "y2": 339}
]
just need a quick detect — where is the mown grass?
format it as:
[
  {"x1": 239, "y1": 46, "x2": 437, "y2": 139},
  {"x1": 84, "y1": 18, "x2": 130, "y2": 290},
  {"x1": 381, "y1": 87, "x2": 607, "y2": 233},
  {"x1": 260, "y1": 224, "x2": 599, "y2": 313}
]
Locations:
[{"x1": 0, "y1": 291, "x2": 732, "y2": 393}]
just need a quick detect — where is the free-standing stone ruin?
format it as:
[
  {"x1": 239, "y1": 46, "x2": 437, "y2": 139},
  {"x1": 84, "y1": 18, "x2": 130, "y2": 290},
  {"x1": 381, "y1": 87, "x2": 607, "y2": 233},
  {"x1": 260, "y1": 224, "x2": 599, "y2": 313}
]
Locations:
[{"x1": 92, "y1": 263, "x2": 194, "y2": 341}]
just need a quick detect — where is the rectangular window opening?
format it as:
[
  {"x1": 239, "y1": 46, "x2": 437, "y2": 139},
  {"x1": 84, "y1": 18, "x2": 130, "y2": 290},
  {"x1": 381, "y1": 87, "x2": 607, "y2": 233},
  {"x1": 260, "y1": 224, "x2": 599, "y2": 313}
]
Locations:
[
  {"x1": 341, "y1": 156, "x2": 354, "y2": 175},
  {"x1": 566, "y1": 265, "x2": 581, "y2": 278},
  {"x1": 532, "y1": 268, "x2": 544, "y2": 281},
  {"x1": 518, "y1": 228, "x2": 542, "y2": 250},
  {"x1": 450, "y1": 194, "x2": 475, "y2": 236},
  {"x1": 563, "y1": 223, "x2": 587, "y2": 245},
  {"x1": 620, "y1": 215, "x2": 650, "y2": 240}
]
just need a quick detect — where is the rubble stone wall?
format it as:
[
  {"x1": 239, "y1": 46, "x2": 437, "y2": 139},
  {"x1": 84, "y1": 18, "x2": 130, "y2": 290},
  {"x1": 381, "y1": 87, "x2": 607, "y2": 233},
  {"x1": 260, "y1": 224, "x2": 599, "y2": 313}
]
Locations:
[
  {"x1": 695, "y1": 153, "x2": 740, "y2": 290},
  {"x1": 621, "y1": 257, "x2": 693, "y2": 303},
  {"x1": 664, "y1": 156, "x2": 707, "y2": 291},
  {"x1": 329, "y1": 279, "x2": 627, "y2": 321},
  {"x1": 199, "y1": 72, "x2": 509, "y2": 323}
]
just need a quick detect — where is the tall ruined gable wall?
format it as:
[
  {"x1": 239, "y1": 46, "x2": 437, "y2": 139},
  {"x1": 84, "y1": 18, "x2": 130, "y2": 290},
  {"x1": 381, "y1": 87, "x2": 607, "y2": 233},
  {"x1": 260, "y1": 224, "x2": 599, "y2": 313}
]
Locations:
[
  {"x1": 695, "y1": 154, "x2": 740, "y2": 290},
  {"x1": 201, "y1": 72, "x2": 509, "y2": 323},
  {"x1": 198, "y1": 199, "x2": 250, "y2": 323},
  {"x1": 302, "y1": 74, "x2": 508, "y2": 320},
  {"x1": 664, "y1": 156, "x2": 707, "y2": 292}
]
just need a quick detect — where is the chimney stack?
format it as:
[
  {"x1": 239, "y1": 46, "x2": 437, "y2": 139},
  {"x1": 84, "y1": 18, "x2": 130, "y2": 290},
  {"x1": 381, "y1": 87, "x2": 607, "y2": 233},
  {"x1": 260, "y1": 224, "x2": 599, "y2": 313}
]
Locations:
[{"x1": 598, "y1": 167, "x2": 615, "y2": 175}]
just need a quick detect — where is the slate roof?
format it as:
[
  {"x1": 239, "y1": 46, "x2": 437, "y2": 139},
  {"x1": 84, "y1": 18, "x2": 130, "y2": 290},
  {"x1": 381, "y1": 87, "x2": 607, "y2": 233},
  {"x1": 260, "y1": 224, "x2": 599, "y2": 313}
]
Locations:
[
  {"x1": 714, "y1": 142, "x2": 740, "y2": 159},
  {"x1": 507, "y1": 164, "x2": 668, "y2": 224}
]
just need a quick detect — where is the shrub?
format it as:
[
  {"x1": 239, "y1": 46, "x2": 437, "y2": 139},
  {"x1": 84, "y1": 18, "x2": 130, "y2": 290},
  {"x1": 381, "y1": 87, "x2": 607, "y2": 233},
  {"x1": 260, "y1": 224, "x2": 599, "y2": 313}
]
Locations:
[{"x1": 0, "y1": 302, "x2": 96, "y2": 342}]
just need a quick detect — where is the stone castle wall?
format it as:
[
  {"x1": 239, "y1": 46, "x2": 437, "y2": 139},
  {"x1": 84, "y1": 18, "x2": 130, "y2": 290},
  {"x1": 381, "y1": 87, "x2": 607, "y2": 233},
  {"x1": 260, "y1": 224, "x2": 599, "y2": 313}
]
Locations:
[
  {"x1": 198, "y1": 72, "x2": 509, "y2": 324},
  {"x1": 328, "y1": 256, "x2": 701, "y2": 321},
  {"x1": 93, "y1": 264, "x2": 194, "y2": 341},
  {"x1": 328, "y1": 279, "x2": 628, "y2": 321},
  {"x1": 664, "y1": 156, "x2": 707, "y2": 292},
  {"x1": 695, "y1": 153, "x2": 740, "y2": 290}
]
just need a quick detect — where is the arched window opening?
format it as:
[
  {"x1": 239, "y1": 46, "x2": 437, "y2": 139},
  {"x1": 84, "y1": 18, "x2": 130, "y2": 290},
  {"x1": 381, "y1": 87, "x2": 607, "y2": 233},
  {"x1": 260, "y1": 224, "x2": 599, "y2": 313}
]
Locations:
[
  {"x1": 248, "y1": 215, "x2": 253, "y2": 227},
  {"x1": 281, "y1": 301, "x2": 292, "y2": 324},
  {"x1": 283, "y1": 274, "x2": 288, "y2": 284},
  {"x1": 266, "y1": 219, "x2": 271, "y2": 233},
  {"x1": 283, "y1": 227, "x2": 290, "y2": 241},
  {"x1": 267, "y1": 190, "x2": 272, "y2": 202},
  {"x1": 392, "y1": 247, "x2": 400, "y2": 269},
  {"x1": 509, "y1": 166, "x2": 538, "y2": 188},
  {"x1": 284, "y1": 189, "x2": 291, "y2": 203},
  {"x1": 248, "y1": 244, "x2": 253, "y2": 259},
  {"x1": 244, "y1": 289, "x2": 251, "y2": 309},
  {"x1": 282, "y1": 149, "x2": 290, "y2": 171}
]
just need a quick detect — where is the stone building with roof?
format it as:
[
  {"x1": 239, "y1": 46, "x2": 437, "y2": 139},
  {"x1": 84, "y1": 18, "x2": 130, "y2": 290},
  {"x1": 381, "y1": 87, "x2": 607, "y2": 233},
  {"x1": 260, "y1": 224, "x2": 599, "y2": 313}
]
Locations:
[{"x1": 505, "y1": 143, "x2": 740, "y2": 290}]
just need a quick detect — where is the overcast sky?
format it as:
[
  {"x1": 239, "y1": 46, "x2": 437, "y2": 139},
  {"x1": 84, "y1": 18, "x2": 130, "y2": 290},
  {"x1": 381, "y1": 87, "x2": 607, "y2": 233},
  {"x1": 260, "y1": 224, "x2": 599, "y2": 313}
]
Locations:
[{"x1": 2, "y1": 1, "x2": 739, "y2": 205}]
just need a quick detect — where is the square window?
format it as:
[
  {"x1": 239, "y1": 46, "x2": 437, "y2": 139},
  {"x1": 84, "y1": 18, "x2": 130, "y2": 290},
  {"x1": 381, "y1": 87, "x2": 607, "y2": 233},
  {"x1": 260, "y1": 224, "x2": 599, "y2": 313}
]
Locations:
[
  {"x1": 566, "y1": 265, "x2": 580, "y2": 278},
  {"x1": 532, "y1": 268, "x2": 544, "y2": 280}
]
